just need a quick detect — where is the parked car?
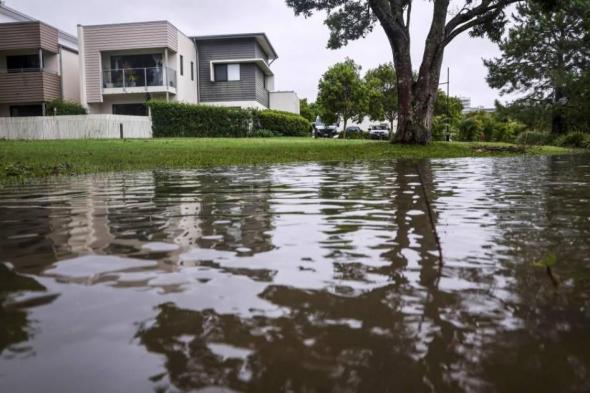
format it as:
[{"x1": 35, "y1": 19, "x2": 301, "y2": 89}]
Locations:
[
  {"x1": 337, "y1": 126, "x2": 366, "y2": 139},
  {"x1": 313, "y1": 117, "x2": 339, "y2": 138},
  {"x1": 368, "y1": 124, "x2": 390, "y2": 140}
]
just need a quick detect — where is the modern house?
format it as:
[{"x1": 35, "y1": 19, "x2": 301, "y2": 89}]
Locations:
[
  {"x1": 0, "y1": 1, "x2": 80, "y2": 117},
  {"x1": 78, "y1": 21, "x2": 197, "y2": 116},
  {"x1": 78, "y1": 22, "x2": 299, "y2": 115}
]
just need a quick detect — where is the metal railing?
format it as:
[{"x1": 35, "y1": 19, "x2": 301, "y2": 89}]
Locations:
[
  {"x1": 0, "y1": 67, "x2": 57, "y2": 74},
  {"x1": 102, "y1": 67, "x2": 177, "y2": 90}
]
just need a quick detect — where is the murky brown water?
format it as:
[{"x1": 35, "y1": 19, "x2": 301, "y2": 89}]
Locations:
[{"x1": 1, "y1": 155, "x2": 589, "y2": 393}]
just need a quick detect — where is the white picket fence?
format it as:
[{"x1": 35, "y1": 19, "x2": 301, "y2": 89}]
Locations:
[{"x1": 0, "y1": 115, "x2": 153, "y2": 140}]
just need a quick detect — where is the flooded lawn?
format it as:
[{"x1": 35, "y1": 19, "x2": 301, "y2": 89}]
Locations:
[{"x1": 1, "y1": 155, "x2": 589, "y2": 392}]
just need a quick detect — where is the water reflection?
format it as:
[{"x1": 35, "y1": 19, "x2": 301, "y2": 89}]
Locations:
[{"x1": 0, "y1": 155, "x2": 589, "y2": 392}]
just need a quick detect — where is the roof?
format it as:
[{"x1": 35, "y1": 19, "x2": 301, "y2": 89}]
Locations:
[
  {"x1": 192, "y1": 33, "x2": 278, "y2": 61},
  {"x1": 0, "y1": 1, "x2": 78, "y2": 50}
]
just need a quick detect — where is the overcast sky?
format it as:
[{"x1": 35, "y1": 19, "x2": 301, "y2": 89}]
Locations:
[{"x1": 11, "y1": 0, "x2": 509, "y2": 107}]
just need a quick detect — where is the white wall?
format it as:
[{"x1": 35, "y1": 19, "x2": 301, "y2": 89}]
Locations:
[
  {"x1": 175, "y1": 32, "x2": 198, "y2": 104},
  {"x1": 201, "y1": 100, "x2": 268, "y2": 110},
  {"x1": 0, "y1": 114, "x2": 152, "y2": 139},
  {"x1": 269, "y1": 91, "x2": 300, "y2": 114},
  {"x1": 61, "y1": 48, "x2": 80, "y2": 102},
  {"x1": 87, "y1": 93, "x2": 166, "y2": 114}
]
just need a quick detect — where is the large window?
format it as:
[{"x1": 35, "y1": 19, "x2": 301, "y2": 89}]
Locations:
[
  {"x1": 10, "y1": 105, "x2": 43, "y2": 117},
  {"x1": 107, "y1": 54, "x2": 164, "y2": 88},
  {"x1": 113, "y1": 103, "x2": 148, "y2": 116},
  {"x1": 213, "y1": 64, "x2": 240, "y2": 82},
  {"x1": 6, "y1": 55, "x2": 41, "y2": 73}
]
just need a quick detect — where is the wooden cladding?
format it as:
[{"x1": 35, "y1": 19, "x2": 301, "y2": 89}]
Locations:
[
  {"x1": 0, "y1": 22, "x2": 59, "y2": 53},
  {"x1": 81, "y1": 21, "x2": 179, "y2": 103},
  {"x1": 0, "y1": 72, "x2": 61, "y2": 104}
]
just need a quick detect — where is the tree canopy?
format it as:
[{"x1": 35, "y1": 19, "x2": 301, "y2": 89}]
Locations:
[
  {"x1": 316, "y1": 58, "x2": 366, "y2": 131},
  {"x1": 484, "y1": 0, "x2": 590, "y2": 134},
  {"x1": 364, "y1": 63, "x2": 398, "y2": 130}
]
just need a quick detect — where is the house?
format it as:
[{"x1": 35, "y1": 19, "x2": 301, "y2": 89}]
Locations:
[
  {"x1": 78, "y1": 23, "x2": 299, "y2": 115},
  {"x1": 0, "y1": 1, "x2": 80, "y2": 117},
  {"x1": 78, "y1": 21, "x2": 197, "y2": 116}
]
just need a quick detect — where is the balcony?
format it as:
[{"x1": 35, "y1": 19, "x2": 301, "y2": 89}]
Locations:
[
  {"x1": 102, "y1": 67, "x2": 177, "y2": 95},
  {"x1": 0, "y1": 68, "x2": 61, "y2": 104}
]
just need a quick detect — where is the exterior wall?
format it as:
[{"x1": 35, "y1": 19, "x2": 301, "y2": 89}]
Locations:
[
  {"x1": 255, "y1": 66, "x2": 269, "y2": 108},
  {"x1": 87, "y1": 92, "x2": 167, "y2": 114},
  {"x1": 201, "y1": 100, "x2": 267, "y2": 110},
  {"x1": 0, "y1": 104, "x2": 10, "y2": 117},
  {"x1": 0, "y1": 22, "x2": 59, "y2": 53},
  {"x1": 79, "y1": 21, "x2": 178, "y2": 104},
  {"x1": 61, "y1": 47, "x2": 80, "y2": 102},
  {"x1": 197, "y1": 38, "x2": 269, "y2": 106},
  {"x1": 269, "y1": 91, "x2": 300, "y2": 114},
  {"x1": 0, "y1": 71, "x2": 60, "y2": 104},
  {"x1": 175, "y1": 32, "x2": 198, "y2": 104},
  {"x1": 0, "y1": 114, "x2": 152, "y2": 139}
]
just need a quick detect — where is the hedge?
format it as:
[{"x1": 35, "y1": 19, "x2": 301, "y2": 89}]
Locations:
[
  {"x1": 148, "y1": 101, "x2": 310, "y2": 138},
  {"x1": 148, "y1": 101, "x2": 251, "y2": 137},
  {"x1": 46, "y1": 99, "x2": 87, "y2": 115},
  {"x1": 254, "y1": 109, "x2": 311, "y2": 136}
]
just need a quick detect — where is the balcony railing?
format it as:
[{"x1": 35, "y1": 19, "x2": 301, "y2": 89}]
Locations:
[
  {"x1": 102, "y1": 67, "x2": 177, "y2": 90},
  {"x1": 0, "y1": 67, "x2": 58, "y2": 74}
]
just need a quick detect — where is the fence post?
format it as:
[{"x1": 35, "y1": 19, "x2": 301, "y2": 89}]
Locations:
[{"x1": 120, "y1": 123, "x2": 124, "y2": 139}]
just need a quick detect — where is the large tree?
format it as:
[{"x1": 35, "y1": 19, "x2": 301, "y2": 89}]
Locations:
[
  {"x1": 286, "y1": 0, "x2": 529, "y2": 144},
  {"x1": 316, "y1": 58, "x2": 366, "y2": 134},
  {"x1": 485, "y1": 0, "x2": 590, "y2": 135},
  {"x1": 365, "y1": 63, "x2": 398, "y2": 131}
]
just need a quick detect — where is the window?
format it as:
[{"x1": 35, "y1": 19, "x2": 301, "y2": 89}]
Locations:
[
  {"x1": 180, "y1": 55, "x2": 184, "y2": 76},
  {"x1": 6, "y1": 55, "x2": 40, "y2": 73},
  {"x1": 213, "y1": 63, "x2": 240, "y2": 82},
  {"x1": 191, "y1": 61, "x2": 194, "y2": 81},
  {"x1": 112, "y1": 103, "x2": 148, "y2": 116},
  {"x1": 10, "y1": 105, "x2": 43, "y2": 117}
]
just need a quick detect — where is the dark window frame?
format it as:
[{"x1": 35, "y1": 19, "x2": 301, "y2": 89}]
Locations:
[
  {"x1": 214, "y1": 64, "x2": 228, "y2": 82},
  {"x1": 112, "y1": 103, "x2": 148, "y2": 117},
  {"x1": 191, "y1": 61, "x2": 194, "y2": 81},
  {"x1": 180, "y1": 55, "x2": 184, "y2": 76},
  {"x1": 10, "y1": 104, "x2": 43, "y2": 117}
]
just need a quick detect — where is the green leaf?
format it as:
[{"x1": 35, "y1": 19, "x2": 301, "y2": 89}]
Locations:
[{"x1": 533, "y1": 252, "x2": 557, "y2": 268}]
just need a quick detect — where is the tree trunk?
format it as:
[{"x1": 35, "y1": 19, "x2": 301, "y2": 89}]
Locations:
[
  {"x1": 551, "y1": 87, "x2": 567, "y2": 135},
  {"x1": 343, "y1": 117, "x2": 348, "y2": 139}
]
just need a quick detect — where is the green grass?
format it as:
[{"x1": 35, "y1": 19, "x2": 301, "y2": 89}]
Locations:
[{"x1": 0, "y1": 138, "x2": 570, "y2": 181}]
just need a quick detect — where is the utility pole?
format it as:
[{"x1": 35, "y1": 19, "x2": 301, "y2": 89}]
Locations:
[{"x1": 439, "y1": 67, "x2": 451, "y2": 141}]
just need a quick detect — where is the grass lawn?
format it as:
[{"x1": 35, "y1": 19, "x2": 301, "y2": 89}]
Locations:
[{"x1": 0, "y1": 137, "x2": 569, "y2": 181}]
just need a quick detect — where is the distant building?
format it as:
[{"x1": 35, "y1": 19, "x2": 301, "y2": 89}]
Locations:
[{"x1": 459, "y1": 96, "x2": 495, "y2": 114}]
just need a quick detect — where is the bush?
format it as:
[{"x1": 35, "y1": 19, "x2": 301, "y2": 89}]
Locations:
[
  {"x1": 148, "y1": 101, "x2": 252, "y2": 137},
  {"x1": 553, "y1": 132, "x2": 590, "y2": 148},
  {"x1": 255, "y1": 110, "x2": 310, "y2": 137},
  {"x1": 515, "y1": 131, "x2": 550, "y2": 146},
  {"x1": 248, "y1": 129, "x2": 278, "y2": 138},
  {"x1": 46, "y1": 99, "x2": 86, "y2": 115}
]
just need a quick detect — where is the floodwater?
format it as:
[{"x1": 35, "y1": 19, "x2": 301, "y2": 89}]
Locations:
[{"x1": 1, "y1": 155, "x2": 589, "y2": 393}]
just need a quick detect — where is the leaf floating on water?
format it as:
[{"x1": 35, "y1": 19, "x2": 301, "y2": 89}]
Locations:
[{"x1": 532, "y1": 252, "x2": 557, "y2": 269}]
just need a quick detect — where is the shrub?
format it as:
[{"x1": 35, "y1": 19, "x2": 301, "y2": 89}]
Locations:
[
  {"x1": 553, "y1": 132, "x2": 590, "y2": 148},
  {"x1": 148, "y1": 101, "x2": 252, "y2": 137},
  {"x1": 458, "y1": 116, "x2": 483, "y2": 141},
  {"x1": 248, "y1": 129, "x2": 278, "y2": 138},
  {"x1": 255, "y1": 110, "x2": 310, "y2": 137},
  {"x1": 515, "y1": 131, "x2": 550, "y2": 146},
  {"x1": 46, "y1": 99, "x2": 87, "y2": 115}
]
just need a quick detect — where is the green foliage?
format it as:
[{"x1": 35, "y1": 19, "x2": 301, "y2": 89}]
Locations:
[
  {"x1": 148, "y1": 101, "x2": 252, "y2": 137},
  {"x1": 364, "y1": 63, "x2": 397, "y2": 129},
  {"x1": 515, "y1": 131, "x2": 550, "y2": 146},
  {"x1": 457, "y1": 111, "x2": 526, "y2": 143},
  {"x1": 317, "y1": 58, "x2": 366, "y2": 129},
  {"x1": 432, "y1": 90, "x2": 464, "y2": 141},
  {"x1": 299, "y1": 99, "x2": 320, "y2": 123},
  {"x1": 255, "y1": 110, "x2": 310, "y2": 137},
  {"x1": 554, "y1": 132, "x2": 590, "y2": 148},
  {"x1": 485, "y1": 1, "x2": 590, "y2": 134},
  {"x1": 248, "y1": 129, "x2": 278, "y2": 138},
  {"x1": 45, "y1": 99, "x2": 87, "y2": 116}
]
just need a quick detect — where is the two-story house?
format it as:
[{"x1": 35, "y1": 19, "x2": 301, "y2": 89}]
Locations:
[
  {"x1": 0, "y1": 1, "x2": 79, "y2": 117},
  {"x1": 78, "y1": 22, "x2": 299, "y2": 115}
]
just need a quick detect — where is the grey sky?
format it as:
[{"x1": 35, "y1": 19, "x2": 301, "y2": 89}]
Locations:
[{"x1": 11, "y1": 0, "x2": 507, "y2": 107}]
